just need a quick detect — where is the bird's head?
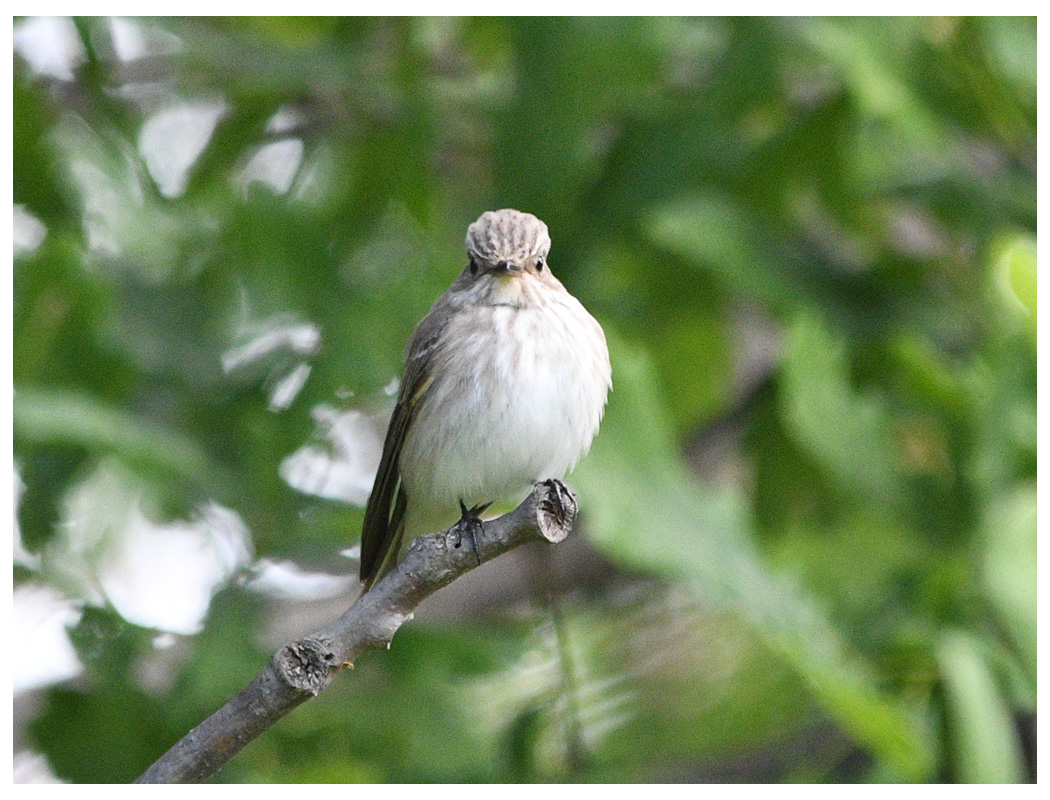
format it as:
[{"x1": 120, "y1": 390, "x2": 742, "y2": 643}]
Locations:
[{"x1": 465, "y1": 209, "x2": 552, "y2": 281}]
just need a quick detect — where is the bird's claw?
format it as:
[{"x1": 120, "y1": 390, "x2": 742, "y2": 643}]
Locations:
[{"x1": 453, "y1": 499, "x2": 488, "y2": 566}]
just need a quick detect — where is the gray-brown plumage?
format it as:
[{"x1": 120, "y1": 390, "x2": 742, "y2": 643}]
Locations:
[{"x1": 360, "y1": 209, "x2": 611, "y2": 587}]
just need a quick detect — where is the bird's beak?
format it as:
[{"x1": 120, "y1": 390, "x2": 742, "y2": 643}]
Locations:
[{"x1": 489, "y1": 260, "x2": 523, "y2": 275}]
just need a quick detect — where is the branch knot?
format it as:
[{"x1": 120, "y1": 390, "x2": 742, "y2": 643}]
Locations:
[{"x1": 277, "y1": 640, "x2": 334, "y2": 696}]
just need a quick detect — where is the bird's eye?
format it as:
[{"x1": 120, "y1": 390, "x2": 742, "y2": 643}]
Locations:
[
  {"x1": 535, "y1": 257, "x2": 545, "y2": 271},
  {"x1": 469, "y1": 258, "x2": 479, "y2": 275}
]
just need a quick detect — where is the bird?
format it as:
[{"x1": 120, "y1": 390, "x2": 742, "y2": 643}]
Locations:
[{"x1": 359, "y1": 209, "x2": 611, "y2": 588}]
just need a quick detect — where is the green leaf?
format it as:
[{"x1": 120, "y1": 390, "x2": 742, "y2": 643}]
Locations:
[
  {"x1": 992, "y1": 233, "x2": 1036, "y2": 332},
  {"x1": 573, "y1": 333, "x2": 934, "y2": 780},
  {"x1": 647, "y1": 193, "x2": 796, "y2": 309},
  {"x1": 13, "y1": 387, "x2": 225, "y2": 493},
  {"x1": 572, "y1": 330, "x2": 752, "y2": 577},
  {"x1": 936, "y1": 630, "x2": 1027, "y2": 783},
  {"x1": 789, "y1": 18, "x2": 937, "y2": 139},
  {"x1": 979, "y1": 485, "x2": 1036, "y2": 690},
  {"x1": 780, "y1": 312, "x2": 903, "y2": 503}
]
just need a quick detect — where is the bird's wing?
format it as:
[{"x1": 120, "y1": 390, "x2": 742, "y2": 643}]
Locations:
[{"x1": 359, "y1": 313, "x2": 446, "y2": 587}]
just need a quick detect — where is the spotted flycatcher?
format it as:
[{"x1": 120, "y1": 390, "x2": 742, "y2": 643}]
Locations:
[{"x1": 359, "y1": 209, "x2": 612, "y2": 587}]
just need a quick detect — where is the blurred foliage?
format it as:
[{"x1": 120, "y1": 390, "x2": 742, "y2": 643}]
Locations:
[{"x1": 12, "y1": 16, "x2": 1035, "y2": 784}]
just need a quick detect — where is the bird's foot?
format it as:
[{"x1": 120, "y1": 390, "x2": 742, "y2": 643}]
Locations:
[
  {"x1": 453, "y1": 499, "x2": 490, "y2": 566},
  {"x1": 539, "y1": 479, "x2": 574, "y2": 525}
]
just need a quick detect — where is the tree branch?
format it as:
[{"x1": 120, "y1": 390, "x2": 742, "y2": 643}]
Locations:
[{"x1": 134, "y1": 479, "x2": 579, "y2": 784}]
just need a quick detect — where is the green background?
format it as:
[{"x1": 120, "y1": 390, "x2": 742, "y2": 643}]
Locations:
[{"x1": 13, "y1": 17, "x2": 1036, "y2": 783}]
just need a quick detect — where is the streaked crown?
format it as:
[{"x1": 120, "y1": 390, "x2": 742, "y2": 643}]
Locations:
[{"x1": 465, "y1": 209, "x2": 551, "y2": 266}]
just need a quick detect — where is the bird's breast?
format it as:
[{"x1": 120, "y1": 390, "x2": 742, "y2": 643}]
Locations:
[{"x1": 398, "y1": 291, "x2": 610, "y2": 528}]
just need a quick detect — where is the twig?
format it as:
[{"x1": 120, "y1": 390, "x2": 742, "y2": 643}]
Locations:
[{"x1": 134, "y1": 479, "x2": 578, "y2": 784}]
